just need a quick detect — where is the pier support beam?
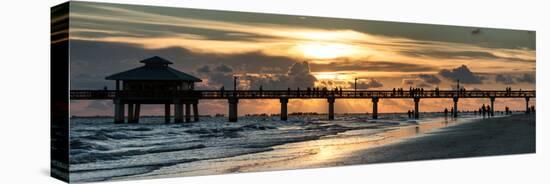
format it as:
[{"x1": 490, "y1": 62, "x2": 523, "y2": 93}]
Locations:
[
  {"x1": 453, "y1": 96, "x2": 459, "y2": 118},
  {"x1": 165, "y1": 104, "x2": 171, "y2": 123},
  {"x1": 185, "y1": 103, "x2": 191, "y2": 122},
  {"x1": 134, "y1": 104, "x2": 141, "y2": 123},
  {"x1": 490, "y1": 97, "x2": 495, "y2": 116},
  {"x1": 127, "y1": 104, "x2": 135, "y2": 123},
  {"x1": 228, "y1": 98, "x2": 239, "y2": 122},
  {"x1": 174, "y1": 102, "x2": 184, "y2": 123},
  {"x1": 414, "y1": 97, "x2": 420, "y2": 119},
  {"x1": 280, "y1": 97, "x2": 289, "y2": 121},
  {"x1": 327, "y1": 96, "x2": 335, "y2": 120},
  {"x1": 372, "y1": 97, "x2": 379, "y2": 119},
  {"x1": 114, "y1": 100, "x2": 124, "y2": 124},
  {"x1": 193, "y1": 101, "x2": 199, "y2": 122},
  {"x1": 525, "y1": 97, "x2": 530, "y2": 114}
]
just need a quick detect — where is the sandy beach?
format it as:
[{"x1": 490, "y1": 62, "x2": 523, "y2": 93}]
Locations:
[
  {"x1": 227, "y1": 114, "x2": 536, "y2": 173},
  {"x1": 349, "y1": 114, "x2": 536, "y2": 164}
]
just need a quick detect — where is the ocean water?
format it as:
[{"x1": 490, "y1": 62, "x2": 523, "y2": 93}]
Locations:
[{"x1": 69, "y1": 113, "x2": 485, "y2": 182}]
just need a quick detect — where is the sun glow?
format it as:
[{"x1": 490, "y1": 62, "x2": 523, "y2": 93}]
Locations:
[{"x1": 296, "y1": 42, "x2": 360, "y2": 59}]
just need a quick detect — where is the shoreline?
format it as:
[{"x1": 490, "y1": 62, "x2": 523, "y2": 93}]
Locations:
[
  {"x1": 120, "y1": 114, "x2": 535, "y2": 181},
  {"x1": 221, "y1": 114, "x2": 535, "y2": 173}
]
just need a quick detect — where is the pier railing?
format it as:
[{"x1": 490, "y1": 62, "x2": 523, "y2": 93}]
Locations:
[{"x1": 70, "y1": 89, "x2": 535, "y2": 100}]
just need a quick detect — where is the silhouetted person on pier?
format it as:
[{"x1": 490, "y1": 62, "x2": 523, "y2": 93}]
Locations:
[
  {"x1": 408, "y1": 110, "x2": 412, "y2": 118},
  {"x1": 531, "y1": 106, "x2": 535, "y2": 113},
  {"x1": 487, "y1": 105, "x2": 492, "y2": 117},
  {"x1": 444, "y1": 108, "x2": 448, "y2": 117},
  {"x1": 220, "y1": 86, "x2": 225, "y2": 97}
]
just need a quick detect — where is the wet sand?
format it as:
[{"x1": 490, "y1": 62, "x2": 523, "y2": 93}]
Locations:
[
  {"x1": 346, "y1": 114, "x2": 536, "y2": 164},
  {"x1": 234, "y1": 114, "x2": 535, "y2": 172}
]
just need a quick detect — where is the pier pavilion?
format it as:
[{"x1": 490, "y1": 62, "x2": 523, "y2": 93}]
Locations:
[{"x1": 105, "y1": 56, "x2": 202, "y2": 124}]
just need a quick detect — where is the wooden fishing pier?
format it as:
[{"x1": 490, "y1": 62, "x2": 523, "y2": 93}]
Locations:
[{"x1": 70, "y1": 56, "x2": 536, "y2": 123}]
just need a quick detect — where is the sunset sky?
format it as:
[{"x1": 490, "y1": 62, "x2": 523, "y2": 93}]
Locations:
[{"x1": 67, "y1": 2, "x2": 536, "y2": 116}]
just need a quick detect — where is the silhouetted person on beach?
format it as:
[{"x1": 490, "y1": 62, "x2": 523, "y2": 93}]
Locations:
[
  {"x1": 487, "y1": 105, "x2": 492, "y2": 117},
  {"x1": 408, "y1": 110, "x2": 412, "y2": 118},
  {"x1": 444, "y1": 108, "x2": 448, "y2": 117}
]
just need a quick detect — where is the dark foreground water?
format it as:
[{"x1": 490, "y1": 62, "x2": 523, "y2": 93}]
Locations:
[{"x1": 69, "y1": 113, "x2": 486, "y2": 182}]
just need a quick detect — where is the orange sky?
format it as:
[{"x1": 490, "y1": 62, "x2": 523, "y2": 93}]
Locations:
[{"x1": 66, "y1": 2, "x2": 536, "y2": 116}]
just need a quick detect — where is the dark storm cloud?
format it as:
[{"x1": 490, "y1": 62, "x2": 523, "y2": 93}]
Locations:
[
  {"x1": 402, "y1": 50, "x2": 535, "y2": 63},
  {"x1": 495, "y1": 74, "x2": 516, "y2": 84},
  {"x1": 248, "y1": 62, "x2": 317, "y2": 90},
  {"x1": 309, "y1": 61, "x2": 437, "y2": 73},
  {"x1": 69, "y1": 40, "x2": 297, "y2": 89},
  {"x1": 516, "y1": 73, "x2": 536, "y2": 84},
  {"x1": 439, "y1": 65, "x2": 485, "y2": 84},
  {"x1": 418, "y1": 74, "x2": 441, "y2": 84}
]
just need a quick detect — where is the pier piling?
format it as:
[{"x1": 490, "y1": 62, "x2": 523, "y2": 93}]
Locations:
[
  {"x1": 175, "y1": 102, "x2": 184, "y2": 123},
  {"x1": 127, "y1": 104, "x2": 135, "y2": 123},
  {"x1": 185, "y1": 103, "x2": 191, "y2": 122},
  {"x1": 228, "y1": 98, "x2": 239, "y2": 122},
  {"x1": 414, "y1": 97, "x2": 420, "y2": 119},
  {"x1": 164, "y1": 104, "x2": 171, "y2": 123},
  {"x1": 328, "y1": 96, "x2": 335, "y2": 120},
  {"x1": 372, "y1": 97, "x2": 379, "y2": 119},
  {"x1": 490, "y1": 97, "x2": 495, "y2": 116},
  {"x1": 114, "y1": 100, "x2": 124, "y2": 124},
  {"x1": 192, "y1": 102, "x2": 199, "y2": 122},
  {"x1": 280, "y1": 97, "x2": 288, "y2": 121},
  {"x1": 453, "y1": 96, "x2": 459, "y2": 118}
]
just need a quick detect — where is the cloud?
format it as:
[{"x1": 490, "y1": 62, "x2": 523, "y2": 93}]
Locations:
[
  {"x1": 418, "y1": 74, "x2": 441, "y2": 84},
  {"x1": 248, "y1": 62, "x2": 317, "y2": 90},
  {"x1": 516, "y1": 73, "x2": 535, "y2": 84},
  {"x1": 402, "y1": 79, "x2": 415, "y2": 85},
  {"x1": 495, "y1": 74, "x2": 515, "y2": 84},
  {"x1": 69, "y1": 40, "x2": 298, "y2": 89},
  {"x1": 350, "y1": 79, "x2": 383, "y2": 89},
  {"x1": 196, "y1": 65, "x2": 210, "y2": 73},
  {"x1": 402, "y1": 50, "x2": 535, "y2": 63},
  {"x1": 214, "y1": 64, "x2": 233, "y2": 73},
  {"x1": 439, "y1": 65, "x2": 485, "y2": 84},
  {"x1": 309, "y1": 60, "x2": 437, "y2": 73},
  {"x1": 401, "y1": 78, "x2": 432, "y2": 88}
]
